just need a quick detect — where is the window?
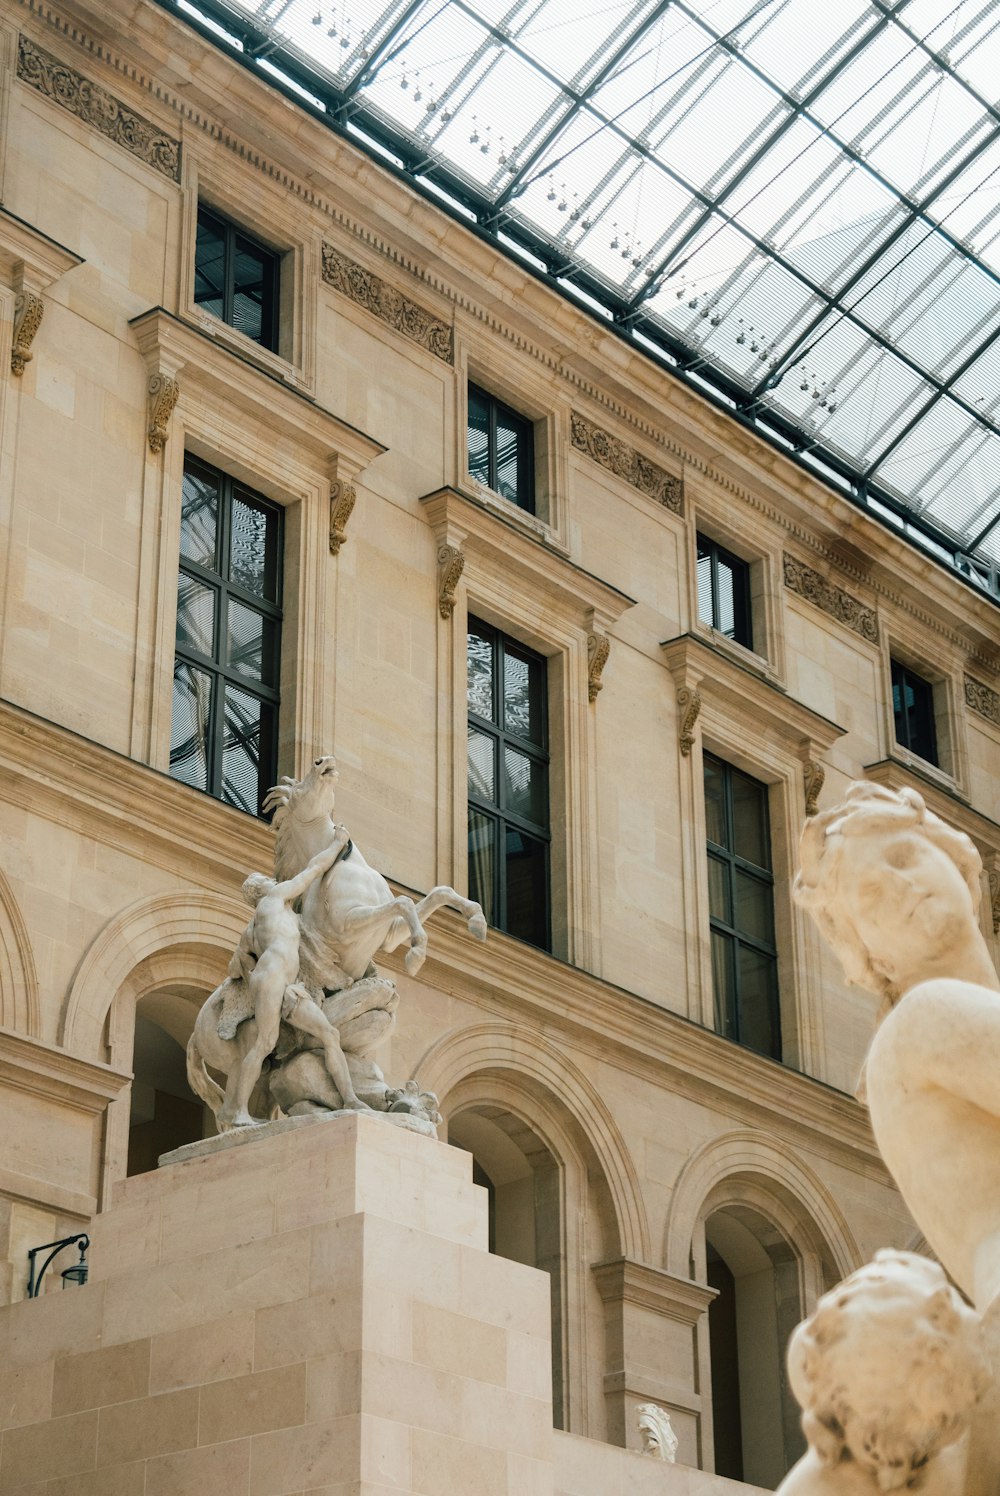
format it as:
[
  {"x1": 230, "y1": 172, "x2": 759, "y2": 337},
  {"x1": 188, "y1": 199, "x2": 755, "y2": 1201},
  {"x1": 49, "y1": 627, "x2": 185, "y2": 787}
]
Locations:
[
  {"x1": 891, "y1": 659, "x2": 938, "y2": 765},
  {"x1": 467, "y1": 618, "x2": 550, "y2": 949},
  {"x1": 170, "y1": 456, "x2": 282, "y2": 816},
  {"x1": 704, "y1": 754, "x2": 780, "y2": 1060},
  {"x1": 195, "y1": 206, "x2": 280, "y2": 352},
  {"x1": 697, "y1": 535, "x2": 752, "y2": 649},
  {"x1": 467, "y1": 384, "x2": 535, "y2": 512}
]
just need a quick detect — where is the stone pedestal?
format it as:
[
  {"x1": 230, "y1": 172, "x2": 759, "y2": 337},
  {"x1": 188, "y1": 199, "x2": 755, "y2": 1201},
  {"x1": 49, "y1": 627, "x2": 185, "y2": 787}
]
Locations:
[{"x1": 0, "y1": 1114, "x2": 555, "y2": 1494}]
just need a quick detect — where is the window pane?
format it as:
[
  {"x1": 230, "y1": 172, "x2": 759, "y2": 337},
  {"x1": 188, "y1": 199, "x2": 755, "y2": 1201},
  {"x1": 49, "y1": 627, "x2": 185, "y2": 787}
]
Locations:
[
  {"x1": 194, "y1": 210, "x2": 226, "y2": 322},
  {"x1": 231, "y1": 236, "x2": 270, "y2": 345},
  {"x1": 503, "y1": 647, "x2": 544, "y2": 742},
  {"x1": 468, "y1": 386, "x2": 491, "y2": 486},
  {"x1": 230, "y1": 493, "x2": 278, "y2": 600},
  {"x1": 707, "y1": 854, "x2": 730, "y2": 923},
  {"x1": 180, "y1": 464, "x2": 218, "y2": 568},
  {"x1": 505, "y1": 827, "x2": 547, "y2": 948},
  {"x1": 176, "y1": 572, "x2": 216, "y2": 658},
  {"x1": 170, "y1": 660, "x2": 213, "y2": 791},
  {"x1": 495, "y1": 409, "x2": 523, "y2": 504},
  {"x1": 731, "y1": 770, "x2": 770, "y2": 869},
  {"x1": 711, "y1": 931, "x2": 736, "y2": 1041},
  {"x1": 468, "y1": 728, "x2": 496, "y2": 801},
  {"x1": 735, "y1": 869, "x2": 775, "y2": 945},
  {"x1": 468, "y1": 809, "x2": 496, "y2": 923},
  {"x1": 704, "y1": 757, "x2": 728, "y2": 848},
  {"x1": 696, "y1": 546, "x2": 714, "y2": 627},
  {"x1": 227, "y1": 597, "x2": 278, "y2": 685},
  {"x1": 716, "y1": 554, "x2": 738, "y2": 638},
  {"x1": 737, "y1": 948, "x2": 781, "y2": 1060},
  {"x1": 221, "y1": 682, "x2": 273, "y2": 815},
  {"x1": 467, "y1": 624, "x2": 495, "y2": 721},
  {"x1": 504, "y1": 746, "x2": 547, "y2": 826}
]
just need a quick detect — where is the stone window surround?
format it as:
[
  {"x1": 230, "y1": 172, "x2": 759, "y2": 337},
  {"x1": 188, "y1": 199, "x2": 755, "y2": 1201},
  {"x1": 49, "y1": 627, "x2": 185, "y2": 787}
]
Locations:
[
  {"x1": 454, "y1": 324, "x2": 570, "y2": 553},
  {"x1": 177, "y1": 154, "x2": 320, "y2": 396},
  {"x1": 128, "y1": 307, "x2": 384, "y2": 784},
  {"x1": 878, "y1": 618, "x2": 968, "y2": 799},
  {"x1": 421, "y1": 484, "x2": 633, "y2": 972},
  {"x1": 660, "y1": 633, "x2": 846, "y2": 1078},
  {"x1": 684, "y1": 475, "x2": 786, "y2": 685}
]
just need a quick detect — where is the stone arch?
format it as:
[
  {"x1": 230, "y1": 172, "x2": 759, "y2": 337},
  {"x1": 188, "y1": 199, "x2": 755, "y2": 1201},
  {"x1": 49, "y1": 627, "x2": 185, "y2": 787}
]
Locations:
[
  {"x1": 416, "y1": 1019, "x2": 650, "y2": 1262},
  {"x1": 0, "y1": 869, "x2": 40, "y2": 1036},
  {"x1": 62, "y1": 891, "x2": 246, "y2": 1059},
  {"x1": 664, "y1": 1129, "x2": 861, "y2": 1284}
]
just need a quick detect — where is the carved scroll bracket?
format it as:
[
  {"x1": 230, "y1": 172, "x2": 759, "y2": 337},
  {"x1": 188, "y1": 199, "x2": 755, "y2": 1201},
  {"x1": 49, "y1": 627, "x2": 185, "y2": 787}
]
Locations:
[
  {"x1": 677, "y1": 687, "x2": 703, "y2": 756},
  {"x1": 587, "y1": 631, "x2": 611, "y2": 703},
  {"x1": 147, "y1": 372, "x2": 180, "y2": 454},
  {"x1": 986, "y1": 855, "x2": 1000, "y2": 937},
  {"x1": 797, "y1": 741, "x2": 827, "y2": 818},
  {"x1": 329, "y1": 481, "x2": 357, "y2": 555},
  {"x1": 11, "y1": 290, "x2": 43, "y2": 376},
  {"x1": 437, "y1": 543, "x2": 465, "y2": 619}
]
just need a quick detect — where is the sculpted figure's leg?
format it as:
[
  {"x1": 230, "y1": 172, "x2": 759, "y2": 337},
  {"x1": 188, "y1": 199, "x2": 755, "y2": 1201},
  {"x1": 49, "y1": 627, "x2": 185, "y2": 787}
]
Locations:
[
  {"x1": 341, "y1": 896, "x2": 428, "y2": 974},
  {"x1": 221, "y1": 954, "x2": 286, "y2": 1128},
  {"x1": 412, "y1": 886, "x2": 487, "y2": 941},
  {"x1": 284, "y1": 984, "x2": 373, "y2": 1111}
]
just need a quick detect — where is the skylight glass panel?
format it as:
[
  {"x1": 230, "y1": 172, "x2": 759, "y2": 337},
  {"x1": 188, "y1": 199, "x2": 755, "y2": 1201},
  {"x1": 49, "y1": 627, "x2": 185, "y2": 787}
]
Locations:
[
  {"x1": 735, "y1": 0, "x2": 873, "y2": 96},
  {"x1": 934, "y1": 135, "x2": 1000, "y2": 273},
  {"x1": 951, "y1": 336, "x2": 1000, "y2": 423},
  {"x1": 507, "y1": 0, "x2": 656, "y2": 90},
  {"x1": 900, "y1": 0, "x2": 1000, "y2": 100},
  {"x1": 878, "y1": 409, "x2": 1000, "y2": 539}
]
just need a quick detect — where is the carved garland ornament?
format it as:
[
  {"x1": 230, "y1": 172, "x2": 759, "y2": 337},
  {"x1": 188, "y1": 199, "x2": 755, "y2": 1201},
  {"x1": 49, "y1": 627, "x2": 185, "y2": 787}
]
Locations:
[
  {"x1": 17, "y1": 36, "x2": 181, "y2": 182},
  {"x1": 11, "y1": 292, "x2": 44, "y2": 376},
  {"x1": 146, "y1": 373, "x2": 179, "y2": 454},
  {"x1": 329, "y1": 481, "x2": 356, "y2": 555},
  {"x1": 571, "y1": 411, "x2": 683, "y2": 514},
  {"x1": 437, "y1": 544, "x2": 464, "y2": 619},
  {"x1": 587, "y1": 631, "x2": 610, "y2": 703},
  {"x1": 964, "y1": 675, "x2": 1000, "y2": 728},
  {"x1": 783, "y1": 553, "x2": 879, "y2": 644},
  {"x1": 322, "y1": 245, "x2": 453, "y2": 364},
  {"x1": 677, "y1": 687, "x2": 702, "y2": 756}
]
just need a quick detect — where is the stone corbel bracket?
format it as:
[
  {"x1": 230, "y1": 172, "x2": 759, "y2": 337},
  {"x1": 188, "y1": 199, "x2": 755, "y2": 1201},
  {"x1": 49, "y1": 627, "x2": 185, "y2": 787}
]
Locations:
[
  {"x1": 11, "y1": 290, "x2": 43, "y2": 375},
  {"x1": 585, "y1": 606, "x2": 616, "y2": 703},
  {"x1": 147, "y1": 372, "x2": 180, "y2": 454},
  {"x1": 677, "y1": 687, "x2": 703, "y2": 756},
  {"x1": 800, "y1": 746, "x2": 826, "y2": 817},
  {"x1": 986, "y1": 855, "x2": 1000, "y2": 937},
  {"x1": 329, "y1": 479, "x2": 356, "y2": 555},
  {"x1": 437, "y1": 543, "x2": 465, "y2": 619},
  {"x1": 0, "y1": 208, "x2": 83, "y2": 379}
]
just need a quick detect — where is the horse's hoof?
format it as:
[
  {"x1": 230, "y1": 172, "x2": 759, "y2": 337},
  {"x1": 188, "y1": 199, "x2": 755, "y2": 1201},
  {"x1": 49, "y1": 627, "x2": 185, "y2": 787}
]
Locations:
[
  {"x1": 404, "y1": 946, "x2": 427, "y2": 976},
  {"x1": 469, "y1": 914, "x2": 487, "y2": 941}
]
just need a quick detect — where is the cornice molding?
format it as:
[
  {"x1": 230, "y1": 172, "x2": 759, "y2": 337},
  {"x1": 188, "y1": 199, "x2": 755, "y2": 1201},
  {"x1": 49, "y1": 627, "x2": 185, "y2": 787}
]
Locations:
[
  {"x1": 783, "y1": 552, "x2": 879, "y2": 645},
  {"x1": 591, "y1": 1258, "x2": 717, "y2": 1323},
  {"x1": 0, "y1": 1026, "x2": 130, "y2": 1113}
]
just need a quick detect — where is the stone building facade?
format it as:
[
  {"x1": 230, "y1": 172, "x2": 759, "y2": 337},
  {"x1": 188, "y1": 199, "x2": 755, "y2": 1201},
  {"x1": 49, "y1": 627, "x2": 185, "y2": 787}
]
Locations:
[{"x1": 0, "y1": 0, "x2": 998, "y2": 1488}]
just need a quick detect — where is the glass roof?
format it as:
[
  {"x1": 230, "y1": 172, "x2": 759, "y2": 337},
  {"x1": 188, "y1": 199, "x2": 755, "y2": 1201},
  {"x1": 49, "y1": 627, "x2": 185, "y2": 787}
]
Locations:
[{"x1": 172, "y1": 0, "x2": 1000, "y2": 600}]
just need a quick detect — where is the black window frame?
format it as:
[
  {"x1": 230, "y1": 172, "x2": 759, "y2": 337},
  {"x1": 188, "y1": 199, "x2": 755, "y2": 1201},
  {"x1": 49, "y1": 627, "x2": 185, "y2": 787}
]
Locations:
[
  {"x1": 705, "y1": 754, "x2": 781, "y2": 1061},
  {"x1": 170, "y1": 454, "x2": 283, "y2": 818},
  {"x1": 194, "y1": 205, "x2": 281, "y2": 354},
  {"x1": 467, "y1": 618, "x2": 551, "y2": 951},
  {"x1": 696, "y1": 534, "x2": 754, "y2": 650},
  {"x1": 467, "y1": 383, "x2": 536, "y2": 514},
  {"x1": 891, "y1": 658, "x2": 939, "y2": 766}
]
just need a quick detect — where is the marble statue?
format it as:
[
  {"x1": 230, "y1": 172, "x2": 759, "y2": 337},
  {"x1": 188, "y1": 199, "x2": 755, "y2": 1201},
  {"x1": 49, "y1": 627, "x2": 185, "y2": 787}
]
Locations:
[
  {"x1": 187, "y1": 755, "x2": 486, "y2": 1134},
  {"x1": 779, "y1": 1251, "x2": 987, "y2": 1496},
  {"x1": 636, "y1": 1403, "x2": 678, "y2": 1461}
]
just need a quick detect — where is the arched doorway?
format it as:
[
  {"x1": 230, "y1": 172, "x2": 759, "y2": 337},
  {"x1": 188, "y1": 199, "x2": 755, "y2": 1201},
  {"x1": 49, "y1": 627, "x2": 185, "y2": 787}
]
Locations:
[{"x1": 127, "y1": 988, "x2": 215, "y2": 1174}]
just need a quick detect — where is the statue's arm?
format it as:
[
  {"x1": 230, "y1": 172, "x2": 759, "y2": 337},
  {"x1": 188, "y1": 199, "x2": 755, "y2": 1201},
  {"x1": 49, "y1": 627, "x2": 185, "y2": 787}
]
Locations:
[{"x1": 275, "y1": 829, "x2": 350, "y2": 905}]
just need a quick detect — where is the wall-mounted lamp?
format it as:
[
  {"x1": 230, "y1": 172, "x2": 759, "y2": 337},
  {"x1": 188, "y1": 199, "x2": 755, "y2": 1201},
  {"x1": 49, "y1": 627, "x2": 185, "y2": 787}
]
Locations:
[{"x1": 26, "y1": 1233, "x2": 90, "y2": 1298}]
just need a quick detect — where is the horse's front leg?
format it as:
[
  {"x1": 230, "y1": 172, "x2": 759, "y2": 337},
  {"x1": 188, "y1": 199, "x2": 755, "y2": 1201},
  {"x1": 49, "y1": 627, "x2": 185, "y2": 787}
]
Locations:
[
  {"x1": 412, "y1": 886, "x2": 488, "y2": 941},
  {"x1": 342, "y1": 897, "x2": 428, "y2": 975}
]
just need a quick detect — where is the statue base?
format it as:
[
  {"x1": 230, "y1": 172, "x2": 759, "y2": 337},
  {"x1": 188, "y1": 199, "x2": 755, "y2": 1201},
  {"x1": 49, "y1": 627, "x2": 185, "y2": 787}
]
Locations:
[{"x1": 158, "y1": 1105, "x2": 436, "y2": 1166}]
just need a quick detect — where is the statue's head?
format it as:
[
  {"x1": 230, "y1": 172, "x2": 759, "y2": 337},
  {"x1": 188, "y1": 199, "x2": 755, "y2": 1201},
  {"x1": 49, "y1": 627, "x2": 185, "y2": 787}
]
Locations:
[
  {"x1": 263, "y1": 756, "x2": 339, "y2": 828},
  {"x1": 794, "y1": 782, "x2": 982, "y2": 1006},
  {"x1": 635, "y1": 1403, "x2": 678, "y2": 1461},
  {"x1": 241, "y1": 872, "x2": 276, "y2": 907},
  {"x1": 788, "y1": 1250, "x2": 986, "y2": 1490}
]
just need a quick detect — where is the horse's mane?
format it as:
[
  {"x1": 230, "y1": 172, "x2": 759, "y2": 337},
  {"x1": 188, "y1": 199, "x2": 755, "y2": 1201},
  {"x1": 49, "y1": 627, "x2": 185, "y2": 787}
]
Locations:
[{"x1": 264, "y1": 774, "x2": 336, "y2": 883}]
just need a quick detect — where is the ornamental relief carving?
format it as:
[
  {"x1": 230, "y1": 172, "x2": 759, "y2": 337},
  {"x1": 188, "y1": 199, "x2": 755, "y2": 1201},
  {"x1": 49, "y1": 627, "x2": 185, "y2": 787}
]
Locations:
[
  {"x1": 587, "y1": 631, "x2": 610, "y2": 703},
  {"x1": 677, "y1": 686, "x2": 702, "y2": 756},
  {"x1": 321, "y1": 245, "x2": 453, "y2": 364},
  {"x1": 146, "y1": 373, "x2": 179, "y2": 454},
  {"x1": 964, "y1": 675, "x2": 1000, "y2": 728},
  {"x1": 783, "y1": 553, "x2": 879, "y2": 644},
  {"x1": 803, "y1": 759, "x2": 825, "y2": 818},
  {"x1": 17, "y1": 36, "x2": 181, "y2": 182},
  {"x1": 437, "y1": 543, "x2": 464, "y2": 619},
  {"x1": 11, "y1": 291, "x2": 44, "y2": 376},
  {"x1": 329, "y1": 481, "x2": 356, "y2": 555},
  {"x1": 571, "y1": 411, "x2": 683, "y2": 513}
]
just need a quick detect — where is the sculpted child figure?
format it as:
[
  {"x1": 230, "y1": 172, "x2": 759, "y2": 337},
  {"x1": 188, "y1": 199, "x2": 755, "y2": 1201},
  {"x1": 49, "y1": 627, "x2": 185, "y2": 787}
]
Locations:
[{"x1": 222, "y1": 827, "x2": 371, "y2": 1128}]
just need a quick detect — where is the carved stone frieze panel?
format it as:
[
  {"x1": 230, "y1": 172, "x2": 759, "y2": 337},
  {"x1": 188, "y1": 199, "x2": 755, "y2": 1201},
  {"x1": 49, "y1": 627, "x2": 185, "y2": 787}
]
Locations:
[
  {"x1": 783, "y1": 553, "x2": 879, "y2": 644},
  {"x1": 587, "y1": 631, "x2": 610, "y2": 703},
  {"x1": 17, "y1": 36, "x2": 181, "y2": 182},
  {"x1": 965, "y1": 675, "x2": 1000, "y2": 728},
  {"x1": 571, "y1": 411, "x2": 683, "y2": 514},
  {"x1": 437, "y1": 543, "x2": 464, "y2": 619},
  {"x1": 329, "y1": 481, "x2": 356, "y2": 555},
  {"x1": 11, "y1": 291, "x2": 43, "y2": 376},
  {"x1": 322, "y1": 244, "x2": 453, "y2": 363},
  {"x1": 146, "y1": 373, "x2": 179, "y2": 454}
]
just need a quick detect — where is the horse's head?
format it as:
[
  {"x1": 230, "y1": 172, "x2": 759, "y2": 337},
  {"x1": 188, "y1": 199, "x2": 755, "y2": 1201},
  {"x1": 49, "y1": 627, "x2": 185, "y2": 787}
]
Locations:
[{"x1": 264, "y1": 756, "x2": 340, "y2": 879}]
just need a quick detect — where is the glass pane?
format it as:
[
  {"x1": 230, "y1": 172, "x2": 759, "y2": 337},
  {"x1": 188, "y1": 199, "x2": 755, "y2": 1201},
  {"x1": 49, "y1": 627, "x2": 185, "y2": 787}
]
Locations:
[
  {"x1": 468, "y1": 729, "x2": 496, "y2": 802},
  {"x1": 495, "y1": 408, "x2": 524, "y2": 505},
  {"x1": 231, "y1": 236, "x2": 270, "y2": 345},
  {"x1": 704, "y1": 757, "x2": 728, "y2": 849},
  {"x1": 737, "y1": 947, "x2": 781, "y2": 1060},
  {"x1": 468, "y1": 808, "x2": 496, "y2": 924},
  {"x1": 696, "y1": 546, "x2": 714, "y2": 628},
  {"x1": 230, "y1": 493, "x2": 278, "y2": 600},
  {"x1": 716, "y1": 554, "x2": 737, "y2": 638},
  {"x1": 505, "y1": 827, "x2": 548, "y2": 950},
  {"x1": 180, "y1": 464, "x2": 218, "y2": 569},
  {"x1": 221, "y1": 682, "x2": 274, "y2": 816},
  {"x1": 227, "y1": 597, "x2": 278, "y2": 685},
  {"x1": 170, "y1": 660, "x2": 213, "y2": 792},
  {"x1": 707, "y1": 854, "x2": 730, "y2": 923},
  {"x1": 467, "y1": 623, "x2": 494, "y2": 721},
  {"x1": 735, "y1": 870, "x2": 775, "y2": 945},
  {"x1": 194, "y1": 210, "x2": 225, "y2": 323},
  {"x1": 176, "y1": 572, "x2": 216, "y2": 658},
  {"x1": 711, "y1": 931, "x2": 736, "y2": 1041},
  {"x1": 504, "y1": 746, "x2": 547, "y2": 826},
  {"x1": 468, "y1": 386, "x2": 491, "y2": 487},
  {"x1": 503, "y1": 647, "x2": 544, "y2": 742},
  {"x1": 732, "y1": 770, "x2": 769, "y2": 869}
]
